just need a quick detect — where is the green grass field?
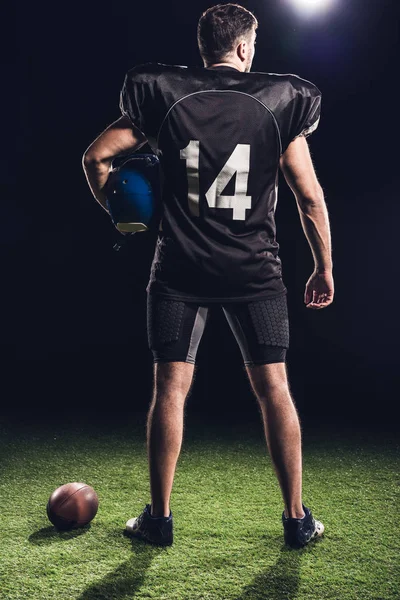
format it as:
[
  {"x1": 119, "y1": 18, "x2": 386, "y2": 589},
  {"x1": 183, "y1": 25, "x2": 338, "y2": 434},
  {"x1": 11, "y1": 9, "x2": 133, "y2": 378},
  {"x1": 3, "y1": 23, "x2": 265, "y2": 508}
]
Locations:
[{"x1": 0, "y1": 414, "x2": 398, "y2": 600}]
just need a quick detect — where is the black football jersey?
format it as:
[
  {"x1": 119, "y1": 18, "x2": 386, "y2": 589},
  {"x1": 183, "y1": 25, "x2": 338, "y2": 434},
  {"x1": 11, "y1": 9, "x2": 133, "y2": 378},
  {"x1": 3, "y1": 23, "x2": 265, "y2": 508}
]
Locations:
[{"x1": 119, "y1": 63, "x2": 321, "y2": 302}]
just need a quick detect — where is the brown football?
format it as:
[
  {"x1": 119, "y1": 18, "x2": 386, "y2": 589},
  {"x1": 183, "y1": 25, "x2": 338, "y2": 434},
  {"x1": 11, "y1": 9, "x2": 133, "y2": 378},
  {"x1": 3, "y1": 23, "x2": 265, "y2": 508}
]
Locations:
[{"x1": 46, "y1": 482, "x2": 99, "y2": 530}]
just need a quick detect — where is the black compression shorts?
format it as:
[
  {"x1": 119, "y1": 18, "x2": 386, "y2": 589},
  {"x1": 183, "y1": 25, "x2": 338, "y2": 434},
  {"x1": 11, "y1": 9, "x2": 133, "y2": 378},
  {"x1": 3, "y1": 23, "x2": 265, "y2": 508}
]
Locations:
[{"x1": 147, "y1": 293, "x2": 290, "y2": 366}]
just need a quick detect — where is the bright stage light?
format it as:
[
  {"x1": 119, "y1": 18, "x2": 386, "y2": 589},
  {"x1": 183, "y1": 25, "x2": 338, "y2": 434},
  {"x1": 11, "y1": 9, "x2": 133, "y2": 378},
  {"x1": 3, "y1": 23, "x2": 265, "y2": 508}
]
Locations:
[{"x1": 286, "y1": 0, "x2": 335, "y2": 16}]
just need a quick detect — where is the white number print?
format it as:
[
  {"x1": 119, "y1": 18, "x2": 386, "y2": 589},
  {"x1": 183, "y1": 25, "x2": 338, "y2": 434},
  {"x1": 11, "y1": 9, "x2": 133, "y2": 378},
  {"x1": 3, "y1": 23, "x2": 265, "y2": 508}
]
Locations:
[
  {"x1": 180, "y1": 141, "x2": 252, "y2": 220},
  {"x1": 180, "y1": 140, "x2": 200, "y2": 217}
]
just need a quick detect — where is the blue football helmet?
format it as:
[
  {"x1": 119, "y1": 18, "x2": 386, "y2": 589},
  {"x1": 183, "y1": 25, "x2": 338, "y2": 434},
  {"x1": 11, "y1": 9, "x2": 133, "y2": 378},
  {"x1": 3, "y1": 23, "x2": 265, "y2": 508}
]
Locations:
[{"x1": 105, "y1": 153, "x2": 162, "y2": 233}]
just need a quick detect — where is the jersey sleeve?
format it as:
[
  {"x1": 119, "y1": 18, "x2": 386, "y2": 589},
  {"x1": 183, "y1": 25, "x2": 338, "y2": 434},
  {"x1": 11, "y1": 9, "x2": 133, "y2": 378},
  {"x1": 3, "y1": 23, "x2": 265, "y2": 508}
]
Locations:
[
  {"x1": 119, "y1": 65, "x2": 160, "y2": 138},
  {"x1": 280, "y1": 76, "x2": 322, "y2": 154}
]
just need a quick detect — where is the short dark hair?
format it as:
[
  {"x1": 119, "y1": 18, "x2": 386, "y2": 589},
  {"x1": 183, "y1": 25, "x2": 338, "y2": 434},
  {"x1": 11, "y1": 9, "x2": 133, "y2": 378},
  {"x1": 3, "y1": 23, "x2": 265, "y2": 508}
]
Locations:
[{"x1": 197, "y1": 3, "x2": 258, "y2": 65}]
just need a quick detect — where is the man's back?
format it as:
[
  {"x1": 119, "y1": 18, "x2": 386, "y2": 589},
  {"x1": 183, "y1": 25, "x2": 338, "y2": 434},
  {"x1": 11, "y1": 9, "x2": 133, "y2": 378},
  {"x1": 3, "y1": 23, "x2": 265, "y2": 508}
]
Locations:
[{"x1": 119, "y1": 63, "x2": 321, "y2": 302}]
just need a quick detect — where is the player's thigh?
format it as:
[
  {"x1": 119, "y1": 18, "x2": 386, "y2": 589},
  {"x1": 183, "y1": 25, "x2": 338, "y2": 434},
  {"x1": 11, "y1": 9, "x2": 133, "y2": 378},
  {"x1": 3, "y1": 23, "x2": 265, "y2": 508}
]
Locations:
[
  {"x1": 152, "y1": 361, "x2": 196, "y2": 400},
  {"x1": 147, "y1": 292, "x2": 209, "y2": 371},
  {"x1": 221, "y1": 293, "x2": 290, "y2": 395},
  {"x1": 245, "y1": 362, "x2": 290, "y2": 402}
]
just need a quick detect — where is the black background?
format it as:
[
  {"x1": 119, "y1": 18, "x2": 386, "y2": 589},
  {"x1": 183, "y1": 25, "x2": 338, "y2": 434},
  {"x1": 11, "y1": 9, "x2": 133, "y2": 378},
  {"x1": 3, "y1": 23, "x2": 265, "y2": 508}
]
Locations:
[{"x1": 2, "y1": 0, "x2": 399, "y2": 426}]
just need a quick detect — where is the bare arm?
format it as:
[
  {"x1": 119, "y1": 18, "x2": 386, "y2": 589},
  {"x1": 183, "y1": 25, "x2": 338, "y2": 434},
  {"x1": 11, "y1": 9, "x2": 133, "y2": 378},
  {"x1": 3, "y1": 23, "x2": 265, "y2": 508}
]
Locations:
[
  {"x1": 279, "y1": 135, "x2": 334, "y2": 308},
  {"x1": 279, "y1": 135, "x2": 332, "y2": 274},
  {"x1": 82, "y1": 115, "x2": 147, "y2": 215}
]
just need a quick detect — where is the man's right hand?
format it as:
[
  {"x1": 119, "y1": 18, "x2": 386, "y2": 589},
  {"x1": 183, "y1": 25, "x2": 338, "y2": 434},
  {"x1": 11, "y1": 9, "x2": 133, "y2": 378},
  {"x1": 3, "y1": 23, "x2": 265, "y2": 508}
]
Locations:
[{"x1": 304, "y1": 270, "x2": 334, "y2": 309}]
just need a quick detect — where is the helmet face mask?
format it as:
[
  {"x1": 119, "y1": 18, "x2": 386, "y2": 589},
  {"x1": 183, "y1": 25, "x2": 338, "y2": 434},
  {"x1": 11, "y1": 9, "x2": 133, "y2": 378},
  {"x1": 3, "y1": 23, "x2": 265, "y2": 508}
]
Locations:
[{"x1": 105, "y1": 154, "x2": 162, "y2": 233}]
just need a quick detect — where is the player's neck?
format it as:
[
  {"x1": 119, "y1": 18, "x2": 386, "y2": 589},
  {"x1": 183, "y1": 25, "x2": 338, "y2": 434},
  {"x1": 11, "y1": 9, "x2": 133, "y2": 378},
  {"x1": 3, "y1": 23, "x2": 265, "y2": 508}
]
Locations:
[{"x1": 207, "y1": 61, "x2": 242, "y2": 72}]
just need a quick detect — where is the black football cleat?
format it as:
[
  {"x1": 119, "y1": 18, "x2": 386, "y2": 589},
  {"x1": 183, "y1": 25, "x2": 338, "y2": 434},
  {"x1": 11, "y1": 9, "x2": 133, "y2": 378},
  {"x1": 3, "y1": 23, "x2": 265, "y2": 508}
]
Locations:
[
  {"x1": 124, "y1": 504, "x2": 173, "y2": 546},
  {"x1": 282, "y1": 504, "x2": 324, "y2": 549}
]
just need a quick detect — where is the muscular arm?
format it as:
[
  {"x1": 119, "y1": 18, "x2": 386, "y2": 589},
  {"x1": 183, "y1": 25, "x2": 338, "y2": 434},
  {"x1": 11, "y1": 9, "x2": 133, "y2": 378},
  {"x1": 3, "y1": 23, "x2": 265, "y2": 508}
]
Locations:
[
  {"x1": 82, "y1": 115, "x2": 147, "y2": 214},
  {"x1": 279, "y1": 135, "x2": 333, "y2": 274}
]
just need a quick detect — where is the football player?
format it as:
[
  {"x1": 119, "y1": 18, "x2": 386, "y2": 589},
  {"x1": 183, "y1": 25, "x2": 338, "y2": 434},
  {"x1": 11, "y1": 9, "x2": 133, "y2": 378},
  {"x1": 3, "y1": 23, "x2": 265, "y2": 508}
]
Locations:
[{"x1": 82, "y1": 3, "x2": 333, "y2": 549}]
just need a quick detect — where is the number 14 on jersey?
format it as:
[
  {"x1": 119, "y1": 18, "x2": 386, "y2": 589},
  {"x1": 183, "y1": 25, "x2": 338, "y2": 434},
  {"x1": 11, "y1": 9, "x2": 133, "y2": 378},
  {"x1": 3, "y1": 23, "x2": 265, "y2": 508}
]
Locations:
[{"x1": 180, "y1": 140, "x2": 252, "y2": 221}]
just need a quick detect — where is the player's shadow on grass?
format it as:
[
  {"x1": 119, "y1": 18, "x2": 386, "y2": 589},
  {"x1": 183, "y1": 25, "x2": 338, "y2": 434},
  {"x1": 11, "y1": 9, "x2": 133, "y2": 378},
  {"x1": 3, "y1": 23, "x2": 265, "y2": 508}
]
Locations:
[
  {"x1": 233, "y1": 542, "x2": 303, "y2": 600},
  {"x1": 77, "y1": 540, "x2": 163, "y2": 600},
  {"x1": 29, "y1": 524, "x2": 91, "y2": 545}
]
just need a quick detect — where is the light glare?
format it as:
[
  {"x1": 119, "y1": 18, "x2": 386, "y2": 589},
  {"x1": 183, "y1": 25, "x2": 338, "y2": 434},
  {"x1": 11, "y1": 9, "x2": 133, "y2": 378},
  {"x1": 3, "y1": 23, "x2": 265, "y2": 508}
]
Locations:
[{"x1": 287, "y1": 0, "x2": 335, "y2": 16}]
